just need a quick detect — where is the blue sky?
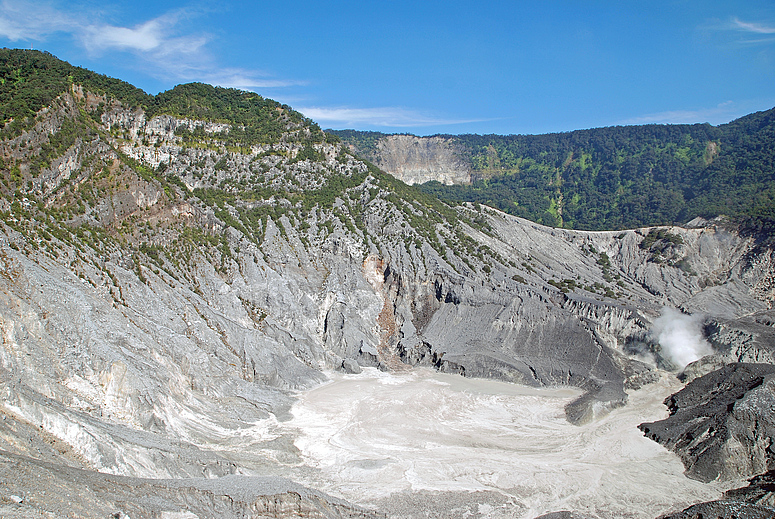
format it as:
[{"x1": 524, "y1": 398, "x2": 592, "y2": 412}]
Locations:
[{"x1": 1, "y1": 1, "x2": 774, "y2": 136}]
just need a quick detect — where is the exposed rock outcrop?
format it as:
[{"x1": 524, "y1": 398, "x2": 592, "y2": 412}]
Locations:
[
  {"x1": 639, "y1": 363, "x2": 775, "y2": 482},
  {"x1": 535, "y1": 512, "x2": 595, "y2": 519},
  {"x1": 365, "y1": 134, "x2": 471, "y2": 185},
  {"x1": 679, "y1": 311, "x2": 775, "y2": 382},
  {"x1": 659, "y1": 501, "x2": 775, "y2": 519},
  {"x1": 658, "y1": 470, "x2": 775, "y2": 519}
]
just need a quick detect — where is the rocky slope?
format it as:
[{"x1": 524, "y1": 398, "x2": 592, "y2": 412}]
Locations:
[
  {"x1": 636, "y1": 363, "x2": 775, "y2": 518},
  {"x1": 639, "y1": 363, "x2": 775, "y2": 482},
  {"x1": 658, "y1": 470, "x2": 775, "y2": 519},
  {"x1": 1, "y1": 50, "x2": 775, "y2": 517},
  {"x1": 0, "y1": 448, "x2": 380, "y2": 519}
]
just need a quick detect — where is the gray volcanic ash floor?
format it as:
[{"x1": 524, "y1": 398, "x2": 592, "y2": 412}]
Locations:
[{"x1": 281, "y1": 369, "x2": 734, "y2": 519}]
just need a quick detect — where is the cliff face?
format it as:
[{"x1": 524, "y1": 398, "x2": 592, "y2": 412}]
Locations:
[
  {"x1": 2, "y1": 69, "x2": 775, "y2": 517},
  {"x1": 357, "y1": 134, "x2": 471, "y2": 185}
]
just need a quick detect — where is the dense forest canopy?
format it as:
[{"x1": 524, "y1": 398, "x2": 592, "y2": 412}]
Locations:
[{"x1": 332, "y1": 108, "x2": 775, "y2": 233}]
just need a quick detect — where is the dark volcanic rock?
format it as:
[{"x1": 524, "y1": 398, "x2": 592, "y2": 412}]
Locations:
[
  {"x1": 535, "y1": 512, "x2": 594, "y2": 519},
  {"x1": 658, "y1": 501, "x2": 775, "y2": 519},
  {"x1": 639, "y1": 363, "x2": 775, "y2": 482},
  {"x1": 658, "y1": 470, "x2": 775, "y2": 519},
  {"x1": 725, "y1": 470, "x2": 775, "y2": 507}
]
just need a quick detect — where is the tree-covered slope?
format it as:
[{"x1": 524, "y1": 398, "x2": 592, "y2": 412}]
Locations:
[
  {"x1": 331, "y1": 108, "x2": 775, "y2": 231},
  {"x1": 0, "y1": 49, "x2": 151, "y2": 133},
  {"x1": 0, "y1": 49, "x2": 323, "y2": 145}
]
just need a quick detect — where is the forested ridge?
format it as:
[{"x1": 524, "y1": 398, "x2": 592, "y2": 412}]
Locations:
[
  {"x1": 0, "y1": 49, "x2": 482, "y2": 265},
  {"x1": 0, "y1": 49, "x2": 323, "y2": 146},
  {"x1": 332, "y1": 108, "x2": 775, "y2": 233}
]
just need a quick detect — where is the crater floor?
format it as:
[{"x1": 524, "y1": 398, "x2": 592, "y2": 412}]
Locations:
[{"x1": 282, "y1": 369, "x2": 734, "y2": 519}]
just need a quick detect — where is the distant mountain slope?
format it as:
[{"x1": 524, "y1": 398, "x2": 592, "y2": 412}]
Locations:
[{"x1": 331, "y1": 109, "x2": 775, "y2": 231}]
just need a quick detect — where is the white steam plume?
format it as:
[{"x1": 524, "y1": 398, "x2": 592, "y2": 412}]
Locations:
[{"x1": 650, "y1": 307, "x2": 714, "y2": 369}]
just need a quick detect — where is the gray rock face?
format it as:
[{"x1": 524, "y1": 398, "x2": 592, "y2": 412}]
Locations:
[
  {"x1": 658, "y1": 470, "x2": 775, "y2": 519},
  {"x1": 535, "y1": 513, "x2": 595, "y2": 519},
  {"x1": 639, "y1": 363, "x2": 775, "y2": 482},
  {"x1": 680, "y1": 311, "x2": 775, "y2": 382},
  {"x1": 724, "y1": 470, "x2": 775, "y2": 511},
  {"x1": 659, "y1": 501, "x2": 775, "y2": 519},
  {"x1": 366, "y1": 134, "x2": 471, "y2": 185},
  {"x1": 707, "y1": 313, "x2": 775, "y2": 365}
]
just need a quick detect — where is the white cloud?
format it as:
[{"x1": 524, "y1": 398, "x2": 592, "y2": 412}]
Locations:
[
  {"x1": 77, "y1": 10, "x2": 211, "y2": 60},
  {"x1": 620, "y1": 102, "x2": 742, "y2": 126},
  {"x1": 297, "y1": 106, "x2": 489, "y2": 128},
  {"x1": 732, "y1": 17, "x2": 775, "y2": 34},
  {"x1": 699, "y1": 16, "x2": 775, "y2": 49},
  {"x1": 0, "y1": 0, "x2": 78, "y2": 40},
  {"x1": 0, "y1": 0, "x2": 297, "y2": 91},
  {"x1": 200, "y1": 69, "x2": 306, "y2": 90},
  {"x1": 82, "y1": 18, "x2": 172, "y2": 53}
]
